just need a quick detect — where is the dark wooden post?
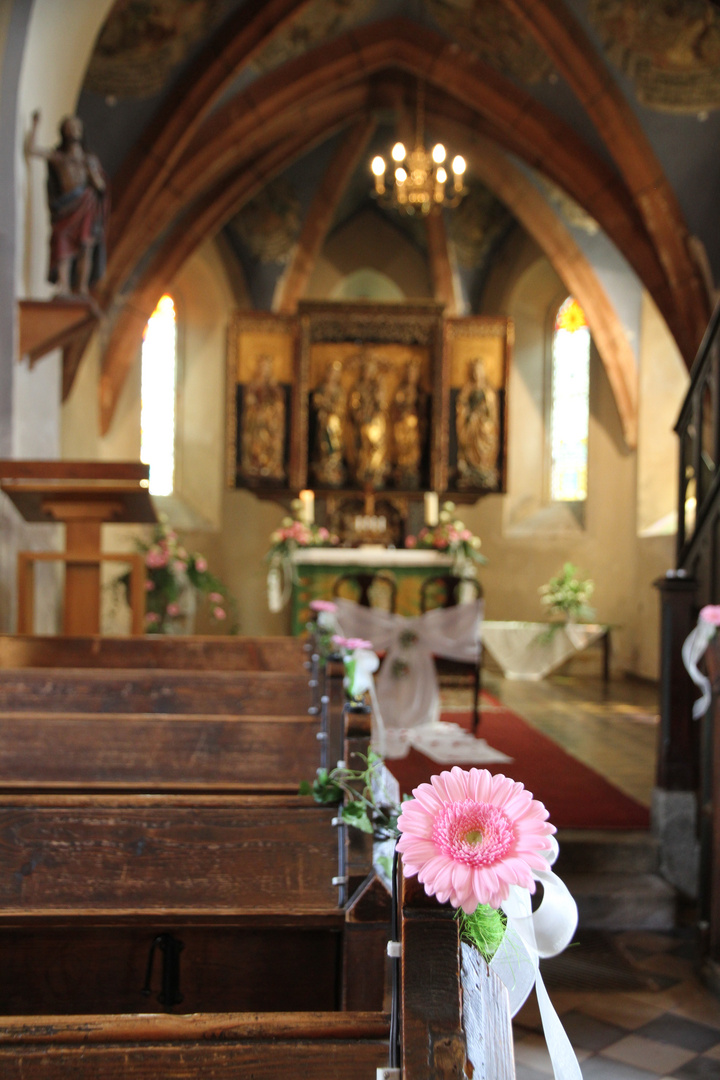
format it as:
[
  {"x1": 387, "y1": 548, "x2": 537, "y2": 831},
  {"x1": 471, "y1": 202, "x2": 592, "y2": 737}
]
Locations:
[{"x1": 654, "y1": 572, "x2": 700, "y2": 790}]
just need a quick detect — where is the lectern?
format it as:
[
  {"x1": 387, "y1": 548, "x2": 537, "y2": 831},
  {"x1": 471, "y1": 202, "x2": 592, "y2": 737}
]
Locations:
[{"x1": 0, "y1": 461, "x2": 157, "y2": 636}]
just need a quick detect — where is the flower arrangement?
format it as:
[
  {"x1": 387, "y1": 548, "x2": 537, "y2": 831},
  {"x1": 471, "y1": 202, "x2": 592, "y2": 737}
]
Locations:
[
  {"x1": 267, "y1": 500, "x2": 340, "y2": 563},
  {"x1": 404, "y1": 501, "x2": 486, "y2": 574},
  {"x1": 300, "y1": 756, "x2": 580, "y2": 1074},
  {"x1": 331, "y1": 633, "x2": 379, "y2": 703},
  {"x1": 266, "y1": 501, "x2": 340, "y2": 612},
  {"x1": 539, "y1": 562, "x2": 595, "y2": 622},
  {"x1": 683, "y1": 604, "x2": 720, "y2": 719},
  {"x1": 118, "y1": 520, "x2": 237, "y2": 634},
  {"x1": 308, "y1": 599, "x2": 342, "y2": 664}
]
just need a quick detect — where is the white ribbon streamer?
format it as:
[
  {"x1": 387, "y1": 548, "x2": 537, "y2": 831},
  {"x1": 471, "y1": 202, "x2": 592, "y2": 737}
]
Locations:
[
  {"x1": 491, "y1": 838, "x2": 582, "y2": 1080},
  {"x1": 682, "y1": 615, "x2": 718, "y2": 719}
]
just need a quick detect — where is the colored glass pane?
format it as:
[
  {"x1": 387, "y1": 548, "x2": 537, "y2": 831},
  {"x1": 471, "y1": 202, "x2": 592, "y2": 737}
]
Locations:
[
  {"x1": 140, "y1": 295, "x2": 177, "y2": 497},
  {"x1": 550, "y1": 297, "x2": 590, "y2": 502}
]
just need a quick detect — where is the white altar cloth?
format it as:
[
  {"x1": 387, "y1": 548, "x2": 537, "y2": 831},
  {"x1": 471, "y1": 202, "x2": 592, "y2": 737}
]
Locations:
[
  {"x1": 481, "y1": 621, "x2": 607, "y2": 681},
  {"x1": 335, "y1": 598, "x2": 512, "y2": 765}
]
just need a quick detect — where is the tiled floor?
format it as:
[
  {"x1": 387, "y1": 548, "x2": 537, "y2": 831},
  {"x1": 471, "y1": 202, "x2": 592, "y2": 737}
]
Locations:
[{"x1": 483, "y1": 669, "x2": 720, "y2": 1080}]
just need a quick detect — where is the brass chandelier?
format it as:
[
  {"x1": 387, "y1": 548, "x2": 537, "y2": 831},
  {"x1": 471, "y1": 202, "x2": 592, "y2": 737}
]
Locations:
[{"x1": 371, "y1": 82, "x2": 467, "y2": 215}]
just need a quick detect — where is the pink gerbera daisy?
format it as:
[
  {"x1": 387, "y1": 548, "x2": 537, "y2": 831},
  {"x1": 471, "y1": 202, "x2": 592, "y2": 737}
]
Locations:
[{"x1": 397, "y1": 766, "x2": 556, "y2": 914}]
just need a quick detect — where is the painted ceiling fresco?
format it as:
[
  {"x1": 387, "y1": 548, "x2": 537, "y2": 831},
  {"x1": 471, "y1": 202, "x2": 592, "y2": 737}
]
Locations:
[
  {"x1": 588, "y1": 0, "x2": 720, "y2": 113},
  {"x1": 84, "y1": 0, "x2": 234, "y2": 98},
  {"x1": 424, "y1": 0, "x2": 554, "y2": 85}
]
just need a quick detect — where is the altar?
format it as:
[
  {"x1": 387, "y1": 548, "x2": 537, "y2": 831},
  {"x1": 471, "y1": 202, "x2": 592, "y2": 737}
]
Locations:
[{"x1": 290, "y1": 547, "x2": 454, "y2": 634}]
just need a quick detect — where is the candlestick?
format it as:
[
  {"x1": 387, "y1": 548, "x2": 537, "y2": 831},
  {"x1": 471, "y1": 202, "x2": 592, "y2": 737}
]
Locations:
[
  {"x1": 299, "y1": 489, "x2": 314, "y2": 525},
  {"x1": 424, "y1": 491, "x2": 439, "y2": 527}
]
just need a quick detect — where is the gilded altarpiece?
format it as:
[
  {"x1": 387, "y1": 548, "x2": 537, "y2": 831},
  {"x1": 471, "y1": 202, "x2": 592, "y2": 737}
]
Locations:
[{"x1": 227, "y1": 303, "x2": 511, "y2": 502}]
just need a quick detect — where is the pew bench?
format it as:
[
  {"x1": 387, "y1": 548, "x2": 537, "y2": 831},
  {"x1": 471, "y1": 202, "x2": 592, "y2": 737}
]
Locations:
[
  {"x1": 0, "y1": 634, "x2": 307, "y2": 672},
  {"x1": 0, "y1": 669, "x2": 312, "y2": 715},
  {"x1": 0, "y1": 712, "x2": 321, "y2": 792}
]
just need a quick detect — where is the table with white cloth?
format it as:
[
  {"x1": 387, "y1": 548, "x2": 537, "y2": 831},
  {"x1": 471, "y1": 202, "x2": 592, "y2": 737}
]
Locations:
[
  {"x1": 334, "y1": 597, "x2": 512, "y2": 765},
  {"x1": 481, "y1": 621, "x2": 610, "y2": 681}
]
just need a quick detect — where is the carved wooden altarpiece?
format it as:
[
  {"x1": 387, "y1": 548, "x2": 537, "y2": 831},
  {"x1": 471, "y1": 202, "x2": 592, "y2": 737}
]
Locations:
[{"x1": 226, "y1": 302, "x2": 511, "y2": 507}]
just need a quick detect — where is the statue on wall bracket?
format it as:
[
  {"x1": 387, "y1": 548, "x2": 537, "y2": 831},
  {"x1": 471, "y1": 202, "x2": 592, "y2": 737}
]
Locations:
[
  {"x1": 455, "y1": 357, "x2": 500, "y2": 490},
  {"x1": 25, "y1": 111, "x2": 109, "y2": 299}
]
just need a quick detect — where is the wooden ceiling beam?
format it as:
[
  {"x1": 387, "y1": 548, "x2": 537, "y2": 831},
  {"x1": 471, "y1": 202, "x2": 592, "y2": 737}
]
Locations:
[
  {"x1": 499, "y1": 0, "x2": 711, "y2": 360},
  {"x1": 99, "y1": 110, "x2": 366, "y2": 434},
  {"x1": 425, "y1": 211, "x2": 458, "y2": 316},
  {"x1": 460, "y1": 132, "x2": 638, "y2": 447},
  {"x1": 108, "y1": 0, "x2": 314, "y2": 257},
  {"x1": 275, "y1": 117, "x2": 377, "y2": 315}
]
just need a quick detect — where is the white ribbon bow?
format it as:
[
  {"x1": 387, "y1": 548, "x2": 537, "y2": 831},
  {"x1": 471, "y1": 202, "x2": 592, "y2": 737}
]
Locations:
[
  {"x1": 682, "y1": 612, "x2": 719, "y2": 719},
  {"x1": 490, "y1": 838, "x2": 582, "y2": 1079}
]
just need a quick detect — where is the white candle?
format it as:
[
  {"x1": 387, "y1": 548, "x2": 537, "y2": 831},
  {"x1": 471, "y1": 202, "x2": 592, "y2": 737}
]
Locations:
[
  {"x1": 299, "y1": 489, "x2": 314, "y2": 525},
  {"x1": 424, "y1": 491, "x2": 439, "y2": 526}
]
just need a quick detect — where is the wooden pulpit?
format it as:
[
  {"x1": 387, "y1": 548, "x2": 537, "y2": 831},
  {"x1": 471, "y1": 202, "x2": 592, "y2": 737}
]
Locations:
[{"x1": 0, "y1": 461, "x2": 157, "y2": 636}]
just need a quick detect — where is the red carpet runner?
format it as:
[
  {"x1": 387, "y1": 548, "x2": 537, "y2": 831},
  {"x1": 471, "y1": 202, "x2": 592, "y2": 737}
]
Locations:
[{"x1": 386, "y1": 692, "x2": 650, "y2": 831}]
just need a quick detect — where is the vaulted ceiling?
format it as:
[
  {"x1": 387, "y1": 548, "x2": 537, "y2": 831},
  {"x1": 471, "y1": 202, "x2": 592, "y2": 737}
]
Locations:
[{"x1": 75, "y1": 0, "x2": 720, "y2": 435}]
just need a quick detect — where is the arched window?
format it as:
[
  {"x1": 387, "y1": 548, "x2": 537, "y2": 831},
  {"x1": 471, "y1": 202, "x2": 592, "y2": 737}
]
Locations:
[
  {"x1": 549, "y1": 297, "x2": 590, "y2": 501},
  {"x1": 140, "y1": 295, "x2": 177, "y2": 496}
]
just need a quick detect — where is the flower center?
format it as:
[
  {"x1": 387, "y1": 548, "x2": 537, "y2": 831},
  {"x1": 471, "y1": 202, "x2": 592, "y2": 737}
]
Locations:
[{"x1": 431, "y1": 799, "x2": 515, "y2": 867}]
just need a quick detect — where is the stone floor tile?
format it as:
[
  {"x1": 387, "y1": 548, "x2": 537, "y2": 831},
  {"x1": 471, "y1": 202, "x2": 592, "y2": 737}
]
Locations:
[
  {"x1": 515, "y1": 1065, "x2": 553, "y2": 1080},
  {"x1": 634, "y1": 953, "x2": 696, "y2": 981},
  {"x1": 636, "y1": 1014, "x2": 720, "y2": 1052},
  {"x1": 580, "y1": 1057, "x2": 663, "y2": 1079},
  {"x1": 671, "y1": 1058, "x2": 720, "y2": 1079},
  {"x1": 574, "y1": 992, "x2": 666, "y2": 1031},
  {"x1": 601, "y1": 1035, "x2": 697, "y2": 1074},
  {"x1": 559, "y1": 1010, "x2": 628, "y2": 1052},
  {"x1": 512, "y1": 1032, "x2": 554, "y2": 1074}
]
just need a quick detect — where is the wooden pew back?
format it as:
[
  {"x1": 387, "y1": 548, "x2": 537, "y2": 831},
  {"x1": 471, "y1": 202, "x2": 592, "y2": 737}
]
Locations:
[
  {"x1": 0, "y1": 634, "x2": 307, "y2": 671},
  {"x1": 0, "y1": 712, "x2": 320, "y2": 792},
  {"x1": 0, "y1": 669, "x2": 310, "y2": 714}
]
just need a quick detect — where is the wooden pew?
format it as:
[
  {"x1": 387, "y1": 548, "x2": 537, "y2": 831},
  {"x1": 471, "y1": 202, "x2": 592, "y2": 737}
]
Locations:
[
  {"x1": 0, "y1": 712, "x2": 320, "y2": 792},
  {"x1": 0, "y1": 633, "x2": 306, "y2": 672},
  {"x1": 0, "y1": 1012, "x2": 391, "y2": 1078},
  {"x1": 0, "y1": 669, "x2": 311, "y2": 715},
  {"x1": 0, "y1": 795, "x2": 348, "y2": 1015}
]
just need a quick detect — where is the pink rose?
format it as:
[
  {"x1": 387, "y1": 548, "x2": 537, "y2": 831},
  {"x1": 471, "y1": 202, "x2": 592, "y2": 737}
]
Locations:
[
  {"x1": 166, "y1": 602, "x2": 181, "y2": 617},
  {"x1": 145, "y1": 549, "x2": 168, "y2": 569},
  {"x1": 144, "y1": 612, "x2": 160, "y2": 625},
  {"x1": 209, "y1": 591, "x2": 224, "y2": 603},
  {"x1": 405, "y1": 535, "x2": 417, "y2": 549},
  {"x1": 213, "y1": 606, "x2": 227, "y2": 620},
  {"x1": 144, "y1": 579, "x2": 155, "y2": 591},
  {"x1": 195, "y1": 556, "x2": 207, "y2": 573},
  {"x1": 317, "y1": 527, "x2": 329, "y2": 541},
  {"x1": 172, "y1": 560, "x2": 187, "y2": 575},
  {"x1": 700, "y1": 605, "x2": 720, "y2": 626},
  {"x1": 461, "y1": 529, "x2": 472, "y2": 541}
]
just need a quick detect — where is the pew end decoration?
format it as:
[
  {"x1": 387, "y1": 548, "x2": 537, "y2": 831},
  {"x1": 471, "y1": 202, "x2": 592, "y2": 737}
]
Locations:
[
  {"x1": 116, "y1": 520, "x2": 237, "y2": 634},
  {"x1": 404, "y1": 500, "x2": 486, "y2": 576},
  {"x1": 266, "y1": 500, "x2": 340, "y2": 612},
  {"x1": 398, "y1": 765, "x2": 583, "y2": 1079},
  {"x1": 683, "y1": 603, "x2": 720, "y2": 718}
]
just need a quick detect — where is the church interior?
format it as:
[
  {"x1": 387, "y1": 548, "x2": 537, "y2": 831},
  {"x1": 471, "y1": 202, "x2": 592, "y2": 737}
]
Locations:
[{"x1": 2, "y1": 1, "x2": 720, "y2": 1077}]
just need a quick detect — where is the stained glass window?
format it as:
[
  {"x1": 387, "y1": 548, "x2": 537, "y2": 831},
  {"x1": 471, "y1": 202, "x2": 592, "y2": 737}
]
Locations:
[
  {"x1": 140, "y1": 295, "x2": 177, "y2": 496},
  {"x1": 550, "y1": 297, "x2": 590, "y2": 501}
]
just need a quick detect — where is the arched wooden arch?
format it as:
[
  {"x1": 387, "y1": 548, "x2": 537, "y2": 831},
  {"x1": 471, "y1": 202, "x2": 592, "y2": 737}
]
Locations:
[
  {"x1": 499, "y1": 0, "x2": 710, "y2": 348},
  {"x1": 100, "y1": 105, "x2": 639, "y2": 448},
  {"x1": 102, "y1": 17, "x2": 699, "y2": 365}
]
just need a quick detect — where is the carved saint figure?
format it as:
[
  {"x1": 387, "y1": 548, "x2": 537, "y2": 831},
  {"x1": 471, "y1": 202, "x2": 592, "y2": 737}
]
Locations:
[
  {"x1": 25, "y1": 111, "x2": 109, "y2": 297},
  {"x1": 350, "y1": 355, "x2": 390, "y2": 488},
  {"x1": 241, "y1": 354, "x2": 286, "y2": 482},
  {"x1": 313, "y1": 360, "x2": 346, "y2": 487},
  {"x1": 392, "y1": 359, "x2": 425, "y2": 489},
  {"x1": 456, "y1": 357, "x2": 499, "y2": 488}
]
